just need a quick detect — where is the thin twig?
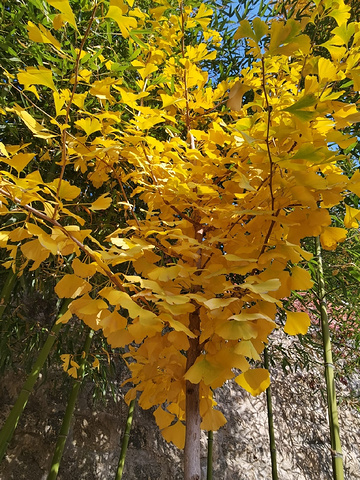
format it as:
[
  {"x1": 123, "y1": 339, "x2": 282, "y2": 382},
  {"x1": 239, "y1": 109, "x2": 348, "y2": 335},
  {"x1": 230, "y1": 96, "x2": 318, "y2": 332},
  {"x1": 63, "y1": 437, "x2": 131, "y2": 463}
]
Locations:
[
  {"x1": 55, "y1": 3, "x2": 99, "y2": 212},
  {"x1": 261, "y1": 56, "x2": 275, "y2": 211}
]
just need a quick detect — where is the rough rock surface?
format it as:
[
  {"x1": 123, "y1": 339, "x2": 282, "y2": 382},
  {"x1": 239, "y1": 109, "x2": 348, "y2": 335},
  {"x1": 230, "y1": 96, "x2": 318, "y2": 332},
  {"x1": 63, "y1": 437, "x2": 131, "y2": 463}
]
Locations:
[{"x1": 1, "y1": 334, "x2": 359, "y2": 480}]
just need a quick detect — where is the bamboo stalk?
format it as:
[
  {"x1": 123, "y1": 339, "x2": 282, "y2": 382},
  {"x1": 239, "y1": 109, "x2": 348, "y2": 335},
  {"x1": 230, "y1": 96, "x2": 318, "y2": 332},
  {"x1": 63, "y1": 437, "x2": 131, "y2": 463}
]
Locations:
[
  {"x1": 315, "y1": 236, "x2": 344, "y2": 480},
  {"x1": 47, "y1": 329, "x2": 93, "y2": 480},
  {"x1": 0, "y1": 268, "x2": 17, "y2": 321},
  {"x1": 0, "y1": 299, "x2": 71, "y2": 463},
  {"x1": 206, "y1": 430, "x2": 213, "y2": 480},
  {"x1": 115, "y1": 398, "x2": 136, "y2": 480},
  {"x1": 263, "y1": 347, "x2": 278, "y2": 480}
]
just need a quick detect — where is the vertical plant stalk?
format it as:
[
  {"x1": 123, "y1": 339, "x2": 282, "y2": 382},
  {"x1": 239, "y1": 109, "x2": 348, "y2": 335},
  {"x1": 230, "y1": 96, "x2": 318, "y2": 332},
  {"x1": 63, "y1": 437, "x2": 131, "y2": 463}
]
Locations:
[
  {"x1": 115, "y1": 398, "x2": 136, "y2": 480},
  {"x1": 263, "y1": 347, "x2": 278, "y2": 480},
  {"x1": 184, "y1": 308, "x2": 201, "y2": 480},
  {"x1": 0, "y1": 268, "x2": 17, "y2": 320},
  {"x1": 206, "y1": 430, "x2": 213, "y2": 480},
  {"x1": 0, "y1": 299, "x2": 71, "y2": 464},
  {"x1": 47, "y1": 329, "x2": 93, "y2": 480},
  {"x1": 315, "y1": 236, "x2": 344, "y2": 480}
]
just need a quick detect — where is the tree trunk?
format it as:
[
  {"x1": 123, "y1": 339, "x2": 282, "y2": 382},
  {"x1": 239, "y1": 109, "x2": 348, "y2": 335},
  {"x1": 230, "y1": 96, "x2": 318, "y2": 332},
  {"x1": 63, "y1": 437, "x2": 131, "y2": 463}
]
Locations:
[{"x1": 184, "y1": 309, "x2": 201, "y2": 480}]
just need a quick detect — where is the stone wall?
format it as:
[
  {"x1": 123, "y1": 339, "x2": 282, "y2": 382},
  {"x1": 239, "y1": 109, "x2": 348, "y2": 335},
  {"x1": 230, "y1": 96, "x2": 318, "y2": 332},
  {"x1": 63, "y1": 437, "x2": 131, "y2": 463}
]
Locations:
[{"x1": 1, "y1": 337, "x2": 359, "y2": 480}]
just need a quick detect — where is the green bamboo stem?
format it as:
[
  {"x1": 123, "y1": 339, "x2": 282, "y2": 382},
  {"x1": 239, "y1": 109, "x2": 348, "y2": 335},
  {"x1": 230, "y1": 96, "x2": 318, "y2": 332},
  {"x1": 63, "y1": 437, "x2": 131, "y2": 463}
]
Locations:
[
  {"x1": 0, "y1": 299, "x2": 71, "y2": 464},
  {"x1": 47, "y1": 329, "x2": 93, "y2": 480},
  {"x1": 115, "y1": 399, "x2": 136, "y2": 480},
  {"x1": 0, "y1": 268, "x2": 17, "y2": 320},
  {"x1": 206, "y1": 430, "x2": 213, "y2": 480},
  {"x1": 315, "y1": 236, "x2": 344, "y2": 480},
  {"x1": 264, "y1": 347, "x2": 278, "y2": 480}
]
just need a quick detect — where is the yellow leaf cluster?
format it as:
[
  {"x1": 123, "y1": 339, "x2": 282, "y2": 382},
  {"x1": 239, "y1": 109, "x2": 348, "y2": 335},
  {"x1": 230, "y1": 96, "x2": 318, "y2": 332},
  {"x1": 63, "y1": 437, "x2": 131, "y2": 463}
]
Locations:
[{"x1": 1, "y1": 0, "x2": 360, "y2": 439}]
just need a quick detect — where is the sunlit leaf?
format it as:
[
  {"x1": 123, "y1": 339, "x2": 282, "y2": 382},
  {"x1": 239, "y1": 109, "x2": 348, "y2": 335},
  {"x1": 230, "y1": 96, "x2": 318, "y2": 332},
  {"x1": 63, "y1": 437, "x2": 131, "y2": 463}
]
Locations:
[
  {"x1": 27, "y1": 21, "x2": 61, "y2": 50},
  {"x1": 320, "y1": 227, "x2": 347, "y2": 250},
  {"x1": 89, "y1": 194, "x2": 112, "y2": 211},
  {"x1": 46, "y1": 0, "x2": 77, "y2": 29},
  {"x1": 284, "y1": 311, "x2": 311, "y2": 335},
  {"x1": 161, "y1": 420, "x2": 185, "y2": 449},
  {"x1": 55, "y1": 274, "x2": 92, "y2": 298},
  {"x1": 235, "y1": 368, "x2": 270, "y2": 396}
]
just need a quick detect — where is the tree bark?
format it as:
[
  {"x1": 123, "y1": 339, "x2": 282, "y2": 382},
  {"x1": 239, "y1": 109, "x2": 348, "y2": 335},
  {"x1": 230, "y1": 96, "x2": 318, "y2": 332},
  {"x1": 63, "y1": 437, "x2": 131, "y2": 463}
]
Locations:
[{"x1": 184, "y1": 309, "x2": 201, "y2": 480}]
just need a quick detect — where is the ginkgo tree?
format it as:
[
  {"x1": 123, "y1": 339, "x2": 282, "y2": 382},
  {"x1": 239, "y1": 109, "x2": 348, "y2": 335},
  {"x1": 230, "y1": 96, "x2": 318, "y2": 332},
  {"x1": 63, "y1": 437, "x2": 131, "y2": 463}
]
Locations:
[{"x1": 1, "y1": 0, "x2": 360, "y2": 478}]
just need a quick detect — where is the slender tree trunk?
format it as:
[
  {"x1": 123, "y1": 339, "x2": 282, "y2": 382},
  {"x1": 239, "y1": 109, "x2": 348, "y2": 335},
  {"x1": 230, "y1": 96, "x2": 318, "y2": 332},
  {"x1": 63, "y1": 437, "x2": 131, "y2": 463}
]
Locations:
[
  {"x1": 206, "y1": 430, "x2": 213, "y2": 480},
  {"x1": 47, "y1": 329, "x2": 93, "y2": 480},
  {"x1": 263, "y1": 347, "x2": 278, "y2": 480},
  {"x1": 115, "y1": 399, "x2": 136, "y2": 480},
  {"x1": 184, "y1": 309, "x2": 201, "y2": 480},
  {"x1": 0, "y1": 299, "x2": 71, "y2": 463},
  {"x1": 315, "y1": 236, "x2": 344, "y2": 480}
]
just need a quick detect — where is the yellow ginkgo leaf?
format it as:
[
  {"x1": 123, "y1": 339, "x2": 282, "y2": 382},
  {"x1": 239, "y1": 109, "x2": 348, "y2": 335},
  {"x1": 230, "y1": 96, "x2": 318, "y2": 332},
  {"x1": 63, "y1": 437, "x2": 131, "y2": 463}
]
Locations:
[
  {"x1": 192, "y1": 3, "x2": 213, "y2": 29},
  {"x1": 21, "y1": 239, "x2": 50, "y2": 271},
  {"x1": 154, "y1": 407, "x2": 175, "y2": 430},
  {"x1": 160, "y1": 94, "x2": 183, "y2": 108},
  {"x1": 114, "y1": 87, "x2": 149, "y2": 108},
  {"x1": 18, "y1": 66, "x2": 57, "y2": 92},
  {"x1": 107, "y1": 328, "x2": 134, "y2": 348},
  {"x1": 75, "y1": 118, "x2": 102, "y2": 137},
  {"x1": 27, "y1": 21, "x2": 61, "y2": 50},
  {"x1": 317, "y1": 57, "x2": 339, "y2": 84},
  {"x1": 67, "y1": 366, "x2": 78, "y2": 378},
  {"x1": 72, "y1": 258, "x2": 97, "y2": 277},
  {"x1": 54, "y1": 274, "x2": 92, "y2": 298},
  {"x1": 162, "y1": 315, "x2": 196, "y2": 338},
  {"x1": 203, "y1": 297, "x2": 237, "y2": 310},
  {"x1": 60, "y1": 354, "x2": 71, "y2": 371},
  {"x1": 11, "y1": 104, "x2": 56, "y2": 138},
  {"x1": 53, "y1": 90, "x2": 69, "y2": 117},
  {"x1": 320, "y1": 227, "x2": 347, "y2": 251},
  {"x1": 3, "y1": 153, "x2": 35, "y2": 172},
  {"x1": 161, "y1": 420, "x2": 185, "y2": 450},
  {"x1": 216, "y1": 319, "x2": 258, "y2": 341},
  {"x1": 197, "y1": 185, "x2": 218, "y2": 196},
  {"x1": 46, "y1": 0, "x2": 77, "y2": 30},
  {"x1": 50, "y1": 179, "x2": 81, "y2": 200},
  {"x1": 132, "y1": 61, "x2": 158, "y2": 79},
  {"x1": 0, "y1": 142, "x2": 9, "y2": 157},
  {"x1": 349, "y1": 170, "x2": 360, "y2": 197},
  {"x1": 344, "y1": 204, "x2": 360, "y2": 228},
  {"x1": 89, "y1": 193, "x2": 112, "y2": 211},
  {"x1": 106, "y1": 0, "x2": 137, "y2": 38},
  {"x1": 100, "y1": 288, "x2": 158, "y2": 326},
  {"x1": 102, "y1": 311, "x2": 127, "y2": 337},
  {"x1": 200, "y1": 408, "x2": 226, "y2": 431},
  {"x1": 284, "y1": 311, "x2": 311, "y2": 336},
  {"x1": 235, "y1": 368, "x2": 270, "y2": 396},
  {"x1": 148, "y1": 265, "x2": 182, "y2": 282},
  {"x1": 240, "y1": 278, "x2": 281, "y2": 294},
  {"x1": 290, "y1": 266, "x2": 313, "y2": 290},
  {"x1": 184, "y1": 357, "x2": 231, "y2": 386},
  {"x1": 233, "y1": 340, "x2": 261, "y2": 361},
  {"x1": 56, "y1": 308, "x2": 73, "y2": 325},
  {"x1": 26, "y1": 223, "x2": 58, "y2": 255}
]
